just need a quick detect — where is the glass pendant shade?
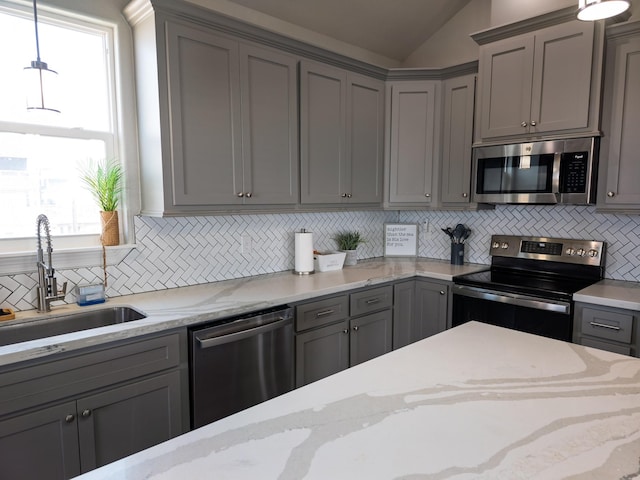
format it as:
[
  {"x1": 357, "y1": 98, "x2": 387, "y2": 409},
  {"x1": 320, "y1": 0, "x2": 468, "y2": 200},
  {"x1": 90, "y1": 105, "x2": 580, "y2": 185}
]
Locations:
[
  {"x1": 577, "y1": 0, "x2": 631, "y2": 20},
  {"x1": 24, "y1": 60, "x2": 60, "y2": 113}
]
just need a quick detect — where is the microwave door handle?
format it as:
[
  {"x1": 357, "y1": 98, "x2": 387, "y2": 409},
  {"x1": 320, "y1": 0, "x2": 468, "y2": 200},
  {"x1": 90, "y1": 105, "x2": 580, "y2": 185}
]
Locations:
[{"x1": 552, "y1": 152, "x2": 562, "y2": 199}]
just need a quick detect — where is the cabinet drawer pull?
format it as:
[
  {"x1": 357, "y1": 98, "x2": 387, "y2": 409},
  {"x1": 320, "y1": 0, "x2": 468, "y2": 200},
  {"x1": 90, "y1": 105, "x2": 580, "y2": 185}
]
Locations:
[
  {"x1": 365, "y1": 298, "x2": 381, "y2": 305},
  {"x1": 521, "y1": 121, "x2": 528, "y2": 128},
  {"x1": 440, "y1": 291, "x2": 445, "y2": 295},
  {"x1": 589, "y1": 321, "x2": 621, "y2": 331},
  {"x1": 607, "y1": 191, "x2": 615, "y2": 197},
  {"x1": 65, "y1": 414, "x2": 75, "y2": 423},
  {"x1": 353, "y1": 325, "x2": 359, "y2": 332},
  {"x1": 82, "y1": 409, "x2": 92, "y2": 418},
  {"x1": 316, "y1": 309, "x2": 335, "y2": 318},
  {"x1": 342, "y1": 329, "x2": 349, "y2": 334}
]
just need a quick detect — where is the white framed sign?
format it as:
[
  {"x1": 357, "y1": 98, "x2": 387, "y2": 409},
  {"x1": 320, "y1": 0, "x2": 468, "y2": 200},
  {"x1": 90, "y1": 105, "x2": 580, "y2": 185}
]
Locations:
[{"x1": 384, "y1": 223, "x2": 418, "y2": 257}]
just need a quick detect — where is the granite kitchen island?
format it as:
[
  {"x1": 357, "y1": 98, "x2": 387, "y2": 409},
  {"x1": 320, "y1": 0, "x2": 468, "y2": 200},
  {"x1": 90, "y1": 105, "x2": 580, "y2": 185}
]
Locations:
[{"x1": 74, "y1": 321, "x2": 640, "y2": 479}]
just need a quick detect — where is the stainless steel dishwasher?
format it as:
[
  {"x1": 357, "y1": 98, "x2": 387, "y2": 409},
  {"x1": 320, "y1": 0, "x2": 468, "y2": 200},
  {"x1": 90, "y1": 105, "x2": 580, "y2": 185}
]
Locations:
[{"x1": 189, "y1": 306, "x2": 294, "y2": 429}]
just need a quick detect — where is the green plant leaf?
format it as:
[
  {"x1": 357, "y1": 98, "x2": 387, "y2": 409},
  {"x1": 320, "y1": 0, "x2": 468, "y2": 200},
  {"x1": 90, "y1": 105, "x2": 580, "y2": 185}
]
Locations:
[{"x1": 78, "y1": 159, "x2": 123, "y2": 211}]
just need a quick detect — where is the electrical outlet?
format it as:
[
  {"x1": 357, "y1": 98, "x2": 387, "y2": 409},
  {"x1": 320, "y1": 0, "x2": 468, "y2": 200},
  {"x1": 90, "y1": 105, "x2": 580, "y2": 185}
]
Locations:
[
  {"x1": 423, "y1": 221, "x2": 433, "y2": 241},
  {"x1": 241, "y1": 234, "x2": 252, "y2": 255}
]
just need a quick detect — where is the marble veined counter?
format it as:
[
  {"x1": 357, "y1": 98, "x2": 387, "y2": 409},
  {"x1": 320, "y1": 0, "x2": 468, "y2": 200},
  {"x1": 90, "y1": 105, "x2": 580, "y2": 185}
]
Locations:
[
  {"x1": 0, "y1": 258, "x2": 487, "y2": 366},
  {"x1": 574, "y1": 279, "x2": 640, "y2": 311},
  {"x1": 75, "y1": 321, "x2": 640, "y2": 480}
]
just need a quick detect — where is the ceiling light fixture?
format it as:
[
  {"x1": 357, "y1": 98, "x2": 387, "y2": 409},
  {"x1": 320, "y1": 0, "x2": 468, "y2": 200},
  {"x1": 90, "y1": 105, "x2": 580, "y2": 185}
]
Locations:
[
  {"x1": 577, "y1": 0, "x2": 631, "y2": 21},
  {"x1": 24, "y1": 0, "x2": 60, "y2": 113}
]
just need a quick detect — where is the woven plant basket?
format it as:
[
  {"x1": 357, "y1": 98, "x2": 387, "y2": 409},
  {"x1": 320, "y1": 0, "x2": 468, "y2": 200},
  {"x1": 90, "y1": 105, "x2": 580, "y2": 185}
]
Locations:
[{"x1": 100, "y1": 210, "x2": 120, "y2": 246}]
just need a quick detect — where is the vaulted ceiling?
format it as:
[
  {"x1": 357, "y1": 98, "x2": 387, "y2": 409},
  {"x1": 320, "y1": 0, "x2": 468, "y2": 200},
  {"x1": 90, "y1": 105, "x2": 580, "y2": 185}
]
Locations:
[{"x1": 224, "y1": 0, "x2": 472, "y2": 62}]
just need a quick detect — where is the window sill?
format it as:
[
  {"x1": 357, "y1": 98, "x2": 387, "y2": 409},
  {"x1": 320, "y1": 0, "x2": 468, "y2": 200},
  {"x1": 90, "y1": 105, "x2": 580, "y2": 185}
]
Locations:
[{"x1": 0, "y1": 244, "x2": 136, "y2": 276}]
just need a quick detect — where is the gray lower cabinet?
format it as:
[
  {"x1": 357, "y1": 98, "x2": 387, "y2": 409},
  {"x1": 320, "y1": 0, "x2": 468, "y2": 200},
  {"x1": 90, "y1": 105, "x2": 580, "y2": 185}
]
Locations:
[
  {"x1": 573, "y1": 302, "x2": 639, "y2": 357},
  {"x1": 295, "y1": 286, "x2": 393, "y2": 387},
  {"x1": 0, "y1": 332, "x2": 187, "y2": 479},
  {"x1": 386, "y1": 81, "x2": 439, "y2": 206},
  {"x1": 393, "y1": 279, "x2": 449, "y2": 350},
  {"x1": 597, "y1": 21, "x2": 640, "y2": 212},
  {"x1": 475, "y1": 17, "x2": 600, "y2": 142},
  {"x1": 300, "y1": 61, "x2": 384, "y2": 205},
  {"x1": 128, "y1": 11, "x2": 298, "y2": 215}
]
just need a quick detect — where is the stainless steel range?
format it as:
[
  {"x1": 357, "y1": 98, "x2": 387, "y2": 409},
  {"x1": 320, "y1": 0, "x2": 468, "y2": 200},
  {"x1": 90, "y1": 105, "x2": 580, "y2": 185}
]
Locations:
[{"x1": 452, "y1": 235, "x2": 606, "y2": 342}]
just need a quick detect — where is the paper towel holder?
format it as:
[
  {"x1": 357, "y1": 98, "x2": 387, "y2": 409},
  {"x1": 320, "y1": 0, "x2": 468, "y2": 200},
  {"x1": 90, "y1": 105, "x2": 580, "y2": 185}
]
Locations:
[{"x1": 293, "y1": 228, "x2": 315, "y2": 275}]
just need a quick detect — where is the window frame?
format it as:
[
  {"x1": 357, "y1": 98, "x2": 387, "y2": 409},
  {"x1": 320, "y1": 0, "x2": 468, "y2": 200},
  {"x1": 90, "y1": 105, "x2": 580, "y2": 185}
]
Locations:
[{"x1": 0, "y1": 0, "x2": 139, "y2": 274}]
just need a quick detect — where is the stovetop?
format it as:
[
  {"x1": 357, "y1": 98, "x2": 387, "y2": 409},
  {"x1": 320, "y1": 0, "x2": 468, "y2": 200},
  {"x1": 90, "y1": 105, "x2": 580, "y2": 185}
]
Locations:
[{"x1": 454, "y1": 235, "x2": 606, "y2": 300}]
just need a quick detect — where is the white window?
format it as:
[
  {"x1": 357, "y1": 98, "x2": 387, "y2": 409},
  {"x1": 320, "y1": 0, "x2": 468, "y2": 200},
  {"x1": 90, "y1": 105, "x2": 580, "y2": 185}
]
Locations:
[{"x1": 0, "y1": 2, "x2": 117, "y2": 244}]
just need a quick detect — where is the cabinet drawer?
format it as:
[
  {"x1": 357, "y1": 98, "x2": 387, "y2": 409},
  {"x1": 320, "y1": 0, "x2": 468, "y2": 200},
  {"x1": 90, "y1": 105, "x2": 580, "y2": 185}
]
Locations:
[
  {"x1": 296, "y1": 296, "x2": 349, "y2": 332},
  {"x1": 580, "y1": 337, "x2": 632, "y2": 356},
  {"x1": 580, "y1": 307, "x2": 633, "y2": 344},
  {"x1": 0, "y1": 332, "x2": 182, "y2": 417},
  {"x1": 350, "y1": 286, "x2": 393, "y2": 317}
]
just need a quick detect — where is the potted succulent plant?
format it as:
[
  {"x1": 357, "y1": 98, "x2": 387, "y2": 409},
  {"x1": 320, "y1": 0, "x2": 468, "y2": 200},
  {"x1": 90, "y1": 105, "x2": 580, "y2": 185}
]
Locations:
[
  {"x1": 80, "y1": 159, "x2": 123, "y2": 246},
  {"x1": 333, "y1": 231, "x2": 366, "y2": 266}
]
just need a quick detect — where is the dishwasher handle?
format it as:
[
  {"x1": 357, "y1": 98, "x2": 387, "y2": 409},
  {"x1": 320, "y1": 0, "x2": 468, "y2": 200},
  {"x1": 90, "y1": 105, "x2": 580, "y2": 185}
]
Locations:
[{"x1": 195, "y1": 309, "x2": 293, "y2": 349}]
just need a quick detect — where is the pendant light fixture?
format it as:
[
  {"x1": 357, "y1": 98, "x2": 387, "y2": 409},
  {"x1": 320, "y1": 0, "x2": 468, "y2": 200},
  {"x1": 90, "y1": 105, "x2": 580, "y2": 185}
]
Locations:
[
  {"x1": 577, "y1": 0, "x2": 631, "y2": 21},
  {"x1": 24, "y1": 0, "x2": 60, "y2": 113}
]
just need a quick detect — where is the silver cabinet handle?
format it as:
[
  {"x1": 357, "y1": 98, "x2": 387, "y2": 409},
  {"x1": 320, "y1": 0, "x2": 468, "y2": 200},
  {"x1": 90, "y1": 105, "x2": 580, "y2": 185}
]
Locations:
[
  {"x1": 440, "y1": 290, "x2": 445, "y2": 295},
  {"x1": 346, "y1": 193, "x2": 352, "y2": 198},
  {"x1": 462, "y1": 193, "x2": 468, "y2": 198},
  {"x1": 65, "y1": 414, "x2": 75, "y2": 423},
  {"x1": 82, "y1": 409, "x2": 92, "y2": 418},
  {"x1": 353, "y1": 325, "x2": 359, "y2": 332},
  {"x1": 365, "y1": 298, "x2": 381, "y2": 305},
  {"x1": 589, "y1": 321, "x2": 621, "y2": 331},
  {"x1": 607, "y1": 191, "x2": 615, "y2": 197},
  {"x1": 521, "y1": 121, "x2": 528, "y2": 127},
  {"x1": 341, "y1": 193, "x2": 348, "y2": 198},
  {"x1": 424, "y1": 193, "x2": 431, "y2": 198},
  {"x1": 530, "y1": 121, "x2": 537, "y2": 126},
  {"x1": 342, "y1": 329, "x2": 349, "y2": 334},
  {"x1": 245, "y1": 192, "x2": 252, "y2": 198},
  {"x1": 316, "y1": 309, "x2": 334, "y2": 318},
  {"x1": 237, "y1": 192, "x2": 244, "y2": 198}
]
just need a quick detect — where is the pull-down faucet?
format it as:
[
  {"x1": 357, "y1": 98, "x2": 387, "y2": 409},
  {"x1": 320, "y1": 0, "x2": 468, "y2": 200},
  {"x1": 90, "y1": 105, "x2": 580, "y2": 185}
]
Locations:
[{"x1": 36, "y1": 214, "x2": 67, "y2": 312}]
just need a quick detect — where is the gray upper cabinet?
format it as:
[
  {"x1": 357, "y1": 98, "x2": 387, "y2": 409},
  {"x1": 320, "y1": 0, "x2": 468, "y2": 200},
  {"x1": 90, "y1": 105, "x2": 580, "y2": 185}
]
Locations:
[
  {"x1": 476, "y1": 18, "x2": 601, "y2": 142},
  {"x1": 440, "y1": 74, "x2": 476, "y2": 206},
  {"x1": 300, "y1": 61, "x2": 384, "y2": 205},
  {"x1": 129, "y1": 13, "x2": 298, "y2": 215},
  {"x1": 598, "y1": 22, "x2": 640, "y2": 212},
  {"x1": 387, "y1": 81, "x2": 439, "y2": 206}
]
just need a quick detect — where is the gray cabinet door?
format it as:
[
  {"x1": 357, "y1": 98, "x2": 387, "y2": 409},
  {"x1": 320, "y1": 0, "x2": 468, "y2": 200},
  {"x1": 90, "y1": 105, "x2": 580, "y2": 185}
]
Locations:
[
  {"x1": 0, "y1": 401, "x2": 81, "y2": 480},
  {"x1": 414, "y1": 280, "x2": 449, "y2": 340},
  {"x1": 347, "y1": 73, "x2": 384, "y2": 204},
  {"x1": 295, "y1": 320, "x2": 349, "y2": 387},
  {"x1": 239, "y1": 45, "x2": 299, "y2": 204},
  {"x1": 530, "y1": 21, "x2": 594, "y2": 134},
  {"x1": 77, "y1": 371, "x2": 183, "y2": 471},
  {"x1": 388, "y1": 81, "x2": 438, "y2": 204},
  {"x1": 599, "y1": 30, "x2": 640, "y2": 210},
  {"x1": 440, "y1": 75, "x2": 475, "y2": 205},
  {"x1": 350, "y1": 310, "x2": 393, "y2": 367},
  {"x1": 166, "y1": 21, "x2": 242, "y2": 206},
  {"x1": 393, "y1": 280, "x2": 416, "y2": 350},
  {"x1": 478, "y1": 21, "x2": 596, "y2": 140},
  {"x1": 300, "y1": 61, "x2": 347, "y2": 204},
  {"x1": 478, "y1": 34, "x2": 534, "y2": 139}
]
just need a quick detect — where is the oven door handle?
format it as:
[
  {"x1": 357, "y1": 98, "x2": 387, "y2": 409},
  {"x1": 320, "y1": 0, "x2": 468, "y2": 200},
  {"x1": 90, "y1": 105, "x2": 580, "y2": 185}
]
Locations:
[{"x1": 453, "y1": 285, "x2": 570, "y2": 314}]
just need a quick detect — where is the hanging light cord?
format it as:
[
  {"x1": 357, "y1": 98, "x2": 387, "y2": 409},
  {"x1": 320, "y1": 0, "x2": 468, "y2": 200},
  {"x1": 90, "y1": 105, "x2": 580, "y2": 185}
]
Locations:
[{"x1": 32, "y1": 0, "x2": 42, "y2": 63}]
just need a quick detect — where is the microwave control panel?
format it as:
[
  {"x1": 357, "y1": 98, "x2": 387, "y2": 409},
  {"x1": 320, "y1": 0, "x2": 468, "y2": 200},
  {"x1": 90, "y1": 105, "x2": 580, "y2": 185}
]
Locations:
[{"x1": 559, "y1": 152, "x2": 588, "y2": 193}]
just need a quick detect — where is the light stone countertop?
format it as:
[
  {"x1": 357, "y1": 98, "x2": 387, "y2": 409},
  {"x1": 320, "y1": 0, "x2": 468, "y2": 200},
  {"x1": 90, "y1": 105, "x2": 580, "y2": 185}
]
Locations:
[
  {"x1": 0, "y1": 258, "x2": 487, "y2": 367},
  {"x1": 75, "y1": 321, "x2": 640, "y2": 480},
  {"x1": 574, "y1": 279, "x2": 640, "y2": 311}
]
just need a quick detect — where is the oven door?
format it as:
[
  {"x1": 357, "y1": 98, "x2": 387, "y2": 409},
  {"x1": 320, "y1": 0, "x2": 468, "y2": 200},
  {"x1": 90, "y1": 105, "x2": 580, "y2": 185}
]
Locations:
[{"x1": 452, "y1": 285, "x2": 573, "y2": 341}]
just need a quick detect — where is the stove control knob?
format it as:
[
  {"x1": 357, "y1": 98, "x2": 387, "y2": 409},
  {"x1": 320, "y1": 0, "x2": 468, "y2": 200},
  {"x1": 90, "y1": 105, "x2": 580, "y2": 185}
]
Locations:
[
  {"x1": 565, "y1": 247, "x2": 576, "y2": 256},
  {"x1": 500, "y1": 242, "x2": 509, "y2": 249},
  {"x1": 576, "y1": 248, "x2": 586, "y2": 257},
  {"x1": 492, "y1": 241, "x2": 500, "y2": 249},
  {"x1": 588, "y1": 249, "x2": 599, "y2": 258}
]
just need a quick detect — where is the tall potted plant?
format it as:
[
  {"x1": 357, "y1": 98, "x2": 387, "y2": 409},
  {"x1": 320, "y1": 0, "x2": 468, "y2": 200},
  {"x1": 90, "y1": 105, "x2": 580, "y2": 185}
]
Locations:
[
  {"x1": 80, "y1": 159, "x2": 123, "y2": 246},
  {"x1": 333, "y1": 231, "x2": 365, "y2": 266}
]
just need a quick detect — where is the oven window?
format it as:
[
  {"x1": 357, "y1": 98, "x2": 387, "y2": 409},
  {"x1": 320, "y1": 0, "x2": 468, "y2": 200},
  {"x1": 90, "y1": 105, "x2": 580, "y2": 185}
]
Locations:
[{"x1": 477, "y1": 154, "x2": 554, "y2": 194}]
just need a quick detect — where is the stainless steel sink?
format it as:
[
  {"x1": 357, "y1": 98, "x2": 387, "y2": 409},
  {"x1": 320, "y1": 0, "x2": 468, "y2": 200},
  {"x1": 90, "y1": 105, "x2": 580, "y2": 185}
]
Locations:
[{"x1": 0, "y1": 306, "x2": 146, "y2": 347}]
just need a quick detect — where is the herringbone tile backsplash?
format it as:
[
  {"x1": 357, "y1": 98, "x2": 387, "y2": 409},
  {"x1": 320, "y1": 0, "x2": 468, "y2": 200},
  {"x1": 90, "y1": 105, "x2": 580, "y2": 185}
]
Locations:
[{"x1": 1, "y1": 206, "x2": 639, "y2": 311}]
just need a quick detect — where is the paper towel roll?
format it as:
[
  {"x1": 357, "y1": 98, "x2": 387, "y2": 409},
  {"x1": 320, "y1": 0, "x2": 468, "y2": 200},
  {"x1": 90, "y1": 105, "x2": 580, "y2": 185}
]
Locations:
[{"x1": 294, "y1": 230, "x2": 314, "y2": 274}]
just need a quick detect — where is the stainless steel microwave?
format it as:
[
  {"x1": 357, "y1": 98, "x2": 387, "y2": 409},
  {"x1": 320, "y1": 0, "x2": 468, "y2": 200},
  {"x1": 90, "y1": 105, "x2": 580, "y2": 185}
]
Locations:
[{"x1": 472, "y1": 137, "x2": 599, "y2": 205}]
